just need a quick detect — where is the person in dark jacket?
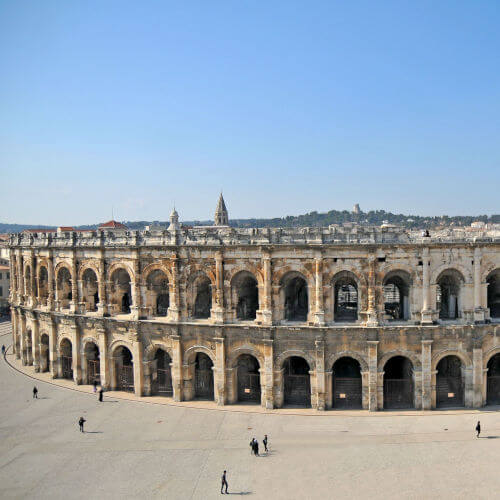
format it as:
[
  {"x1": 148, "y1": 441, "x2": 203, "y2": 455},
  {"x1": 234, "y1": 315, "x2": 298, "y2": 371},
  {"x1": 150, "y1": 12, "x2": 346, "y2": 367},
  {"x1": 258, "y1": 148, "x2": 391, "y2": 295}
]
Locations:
[
  {"x1": 98, "y1": 388, "x2": 103, "y2": 402},
  {"x1": 79, "y1": 416, "x2": 86, "y2": 432},
  {"x1": 93, "y1": 381, "x2": 97, "y2": 393},
  {"x1": 33, "y1": 386, "x2": 38, "y2": 399},
  {"x1": 476, "y1": 421, "x2": 481, "y2": 438},
  {"x1": 1, "y1": 345, "x2": 5, "y2": 355},
  {"x1": 221, "y1": 470, "x2": 228, "y2": 494}
]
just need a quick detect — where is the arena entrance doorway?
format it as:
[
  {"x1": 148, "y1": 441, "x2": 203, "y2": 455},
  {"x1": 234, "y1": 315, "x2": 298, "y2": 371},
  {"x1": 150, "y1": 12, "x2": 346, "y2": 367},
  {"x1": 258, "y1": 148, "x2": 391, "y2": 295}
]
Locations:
[
  {"x1": 436, "y1": 355, "x2": 464, "y2": 408},
  {"x1": 60, "y1": 338, "x2": 73, "y2": 380},
  {"x1": 236, "y1": 354, "x2": 261, "y2": 403},
  {"x1": 383, "y1": 356, "x2": 414, "y2": 409},
  {"x1": 283, "y1": 357, "x2": 311, "y2": 407},
  {"x1": 85, "y1": 342, "x2": 100, "y2": 386},
  {"x1": 152, "y1": 349, "x2": 173, "y2": 396},
  {"x1": 194, "y1": 352, "x2": 214, "y2": 400},
  {"x1": 332, "y1": 357, "x2": 362, "y2": 409},
  {"x1": 114, "y1": 346, "x2": 134, "y2": 392},
  {"x1": 487, "y1": 353, "x2": 500, "y2": 405}
]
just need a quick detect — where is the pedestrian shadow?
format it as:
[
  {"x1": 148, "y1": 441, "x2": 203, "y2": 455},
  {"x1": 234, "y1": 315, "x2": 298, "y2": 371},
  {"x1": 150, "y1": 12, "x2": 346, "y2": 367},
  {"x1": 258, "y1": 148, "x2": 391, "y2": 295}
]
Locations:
[
  {"x1": 483, "y1": 436, "x2": 499, "y2": 439},
  {"x1": 37, "y1": 397, "x2": 50, "y2": 400},
  {"x1": 101, "y1": 400, "x2": 119, "y2": 403},
  {"x1": 84, "y1": 431, "x2": 103, "y2": 434},
  {"x1": 226, "y1": 492, "x2": 252, "y2": 495}
]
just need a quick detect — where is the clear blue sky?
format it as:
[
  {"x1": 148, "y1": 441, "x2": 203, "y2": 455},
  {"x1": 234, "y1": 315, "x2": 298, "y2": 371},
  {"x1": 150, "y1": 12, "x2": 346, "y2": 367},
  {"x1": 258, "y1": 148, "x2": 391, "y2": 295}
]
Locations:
[{"x1": 1, "y1": 1, "x2": 499, "y2": 225}]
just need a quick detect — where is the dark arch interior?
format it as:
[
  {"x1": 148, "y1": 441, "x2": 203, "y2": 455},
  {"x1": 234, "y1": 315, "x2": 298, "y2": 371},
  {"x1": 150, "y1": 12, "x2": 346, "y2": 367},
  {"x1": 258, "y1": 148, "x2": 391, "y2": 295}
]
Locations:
[
  {"x1": 194, "y1": 352, "x2": 214, "y2": 399},
  {"x1": 82, "y1": 268, "x2": 99, "y2": 311},
  {"x1": 284, "y1": 277, "x2": 308, "y2": 321},
  {"x1": 60, "y1": 338, "x2": 73, "y2": 380},
  {"x1": 85, "y1": 342, "x2": 100, "y2": 385},
  {"x1": 437, "y1": 273, "x2": 461, "y2": 320},
  {"x1": 384, "y1": 356, "x2": 413, "y2": 379},
  {"x1": 147, "y1": 270, "x2": 170, "y2": 316},
  {"x1": 237, "y1": 354, "x2": 261, "y2": 402},
  {"x1": 487, "y1": 271, "x2": 500, "y2": 318},
  {"x1": 283, "y1": 356, "x2": 311, "y2": 407},
  {"x1": 384, "y1": 275, "x2": 410, "y2": 320},
  {"x1": 436, "y1": 355, "x2": 464, "y2": 407},
  {"x1": 383, "y1": 356, "x2": 414, "y2": 409},
  {"x1": 153, "y1": 349, "x2": 173, "y2": 396},
  {"x1": 40, "y1": 334, "x2": 50, "y2": 372},
  {"x1": 333, "y1": 357, "x2": 361, "y2": 378},
  {"x1": 194, "y1": 278, "x2": 211, "y2": 319},
  {"x1": 112, "y1": 269, "x2": 132, "y2": 313},
  {"x1": 115, "y1": 346, "x2": 134, "y2": 391},
  {"x1": 486, "y1": 353, "x2": 500, "y2": 405},
  {"x1": 235, "y1": 276, "x2": 258, "y2": 320},
  {"x1": 332, "y1": 357, "x2": 362, "y2": 409},
  {"x1": 334, "y1": 278, "x2": 358, "y2": 322}
]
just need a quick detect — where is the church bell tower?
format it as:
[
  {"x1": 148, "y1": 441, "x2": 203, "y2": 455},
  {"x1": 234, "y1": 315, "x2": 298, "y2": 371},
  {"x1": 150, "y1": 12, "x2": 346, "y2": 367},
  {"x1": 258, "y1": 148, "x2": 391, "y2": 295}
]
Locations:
[{"x1": 214, "y1": 193, "x2": 229, "y2": 226}]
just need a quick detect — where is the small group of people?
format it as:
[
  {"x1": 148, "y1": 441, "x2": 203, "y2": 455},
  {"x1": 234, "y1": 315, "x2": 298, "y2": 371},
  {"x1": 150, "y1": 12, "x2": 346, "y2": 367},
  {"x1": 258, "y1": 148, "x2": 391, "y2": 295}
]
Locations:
[{"x1": 249, "y1": 435, "x2": 268, "y2": 456}]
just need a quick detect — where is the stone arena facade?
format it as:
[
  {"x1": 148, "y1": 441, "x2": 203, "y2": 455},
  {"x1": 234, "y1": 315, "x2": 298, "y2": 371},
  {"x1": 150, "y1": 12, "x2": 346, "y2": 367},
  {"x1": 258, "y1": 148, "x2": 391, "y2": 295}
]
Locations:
[{"x1": 7, "y1": 204, "x2": 500, "y2": 411}]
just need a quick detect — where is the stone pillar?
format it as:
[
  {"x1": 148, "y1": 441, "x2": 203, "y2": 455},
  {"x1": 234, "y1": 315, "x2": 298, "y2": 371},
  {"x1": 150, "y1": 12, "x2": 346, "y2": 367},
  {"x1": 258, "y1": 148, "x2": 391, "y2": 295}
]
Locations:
[
  {"x1": 49, "y1": 319, "x2": 58, "y2": 378},
  {"x1": 314, "y1": 338, "x2": 326, "y2": 410},
  {"x1": 47, "y1": 254, "x2": 55, "y2": 311},
  {"x1": 473, "y1": 248, "x2": 485, "y2": 322},
  {"x1": 367, "y1": 341, "x2": 379, "y2": 410},
  {"x1": 11, "y1": 309, "x2": 17, "y2": 357},
  {"x1": 70, "y1": 254, "x2": 78, "y2": 313},
  {"x1": 171, "y1": 335, "x2": 183, "y2": 401},
  {"x1": 472, "y1": 348, "x2": 483, "y2": 407},
  {"x1": 32, "y1": 318, "x2": 40, "y2": 372},
  {"x1": 313, "y1": 256, "x2": 325, "y2": 326},
  {"x1": 211, "y1": 252, "x2": 224, "y2": 324},
  {"x1": 421, "y1": 247, "x2": 433, "y2": 324},
  {"x1": 97, "y1": 253, "x2": 108, "y2": 316},
  {"x1": 256, "y1": 251, "x2": 272, "y2": 326},
  {"x1": 132, "y1": 337, "x2": 145, "y2": 397},
  {"x1": 131, "y1": 254, "x2": 144, "y2": 320},
  {"x1": 19, "y1": 313, "x2": 27, "y2": 365},
  {"x1": 168, "y1": 256, "x2": 181, "y2": 322},
  {"x1": 365, "y1": 258, "x2": 379, "y2": 326},
  {"x1": 97, "y1": 325, "x2": 110, "y2": 389},
  {"x1": 28, "y1": 252, "x2": 36, "y2": 307},
  {"x1": 32, "y1": 254, "x2": 39, "y2": 308},
  {"x1": 421, "y1": 340, "x2": 433, "y2": 410},
  {"x1": 261, "y1": 338, "x2": 274, "y2": 408},
  {"x1": 71, "y1": 322, "x2": 82, "y2": 384},
  {"x1": 77, "y1": 279, "x2": 86, "y2": 313},
  {"x1": 464, "y1": 365, "x2": 474, "y2": 407},
  {"x1": 10, "y1": 254, "x2": 17, "y2": 305},
  {"x1": 214, "y1": 336, "x2": 226, "y2": 405},
  {"x1": 361, "y1": 371, "x2": 369, "y2": 409},
  {"x1": 17, "y1": 252, "x2": 24, "y2": 305}
]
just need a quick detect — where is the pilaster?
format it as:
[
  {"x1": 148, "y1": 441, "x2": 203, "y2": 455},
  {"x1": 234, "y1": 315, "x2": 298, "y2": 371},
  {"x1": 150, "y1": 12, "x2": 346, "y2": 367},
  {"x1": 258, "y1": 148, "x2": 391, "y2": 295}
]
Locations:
[
  {"x1": 367, "y1": 340, "x2": 379, "y2": 410},
  {"x1": 472, "y1": 347, "x2": 483, "y2": 407},
  {"x1": 211, "y1": 252, "x2": 224, "y2": 324},
  {"x1": 421, "y1": 247, "x2": 433, "y2": 324},
  {"x1": 32, "y1": 317, "x2": 40, "y2": 372},
  {"x1": 214, "y1": 335, "x2": 226, "y2": 405},
  {"x1": 421, "y1": 340, "x2": 433, "y2": 410},
  {"x1": 171, "y1": 334, "x2": 183, "y2": 401},
  {"x1": 262, "y1": 338, "x2": 274, "y2": 408},
  {"x1": 314, "y1": 338, "x2": 326, "y2": 410},
  {"x1": 313, "y1": 256, "x2": 325, "y2": 326},
  {"x1": 256, "y1": 251, "x2": 272, "y2": 326},
  {"x1": 70, "y1": 321, "x2": 82, "y2": 384},
  {"x1": 97, "y1": 324, "x2": 110, "y2": 389},
  {"x1": 168, "y1": 255, "x2": 181, "y2": 322}
]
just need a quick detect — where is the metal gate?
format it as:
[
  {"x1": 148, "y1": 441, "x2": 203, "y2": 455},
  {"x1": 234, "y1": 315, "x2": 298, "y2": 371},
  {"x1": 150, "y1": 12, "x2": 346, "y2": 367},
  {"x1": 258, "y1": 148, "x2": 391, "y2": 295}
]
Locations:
[
  {"x1": 333, "y1": 377, "x2": 362, "y2": 409},
  {"x1": 87, "y1": 359, "x2": 100, "y2": 385},
  {"x1": 61, "y1": 355, "x2": 73, "y2": 380},
  {"x1": 195, "y1": 368, "x2": 214, "y2": 399},
  {"x1": 237, "y1": 371, "x2": 261, "y2": 402},
  {"x1": 117, "y1": 365, "x2": 134, "y2": 392},
  {"x1": 384, "y1": 379, "x2": 413, "y2": 409},
  {"x1": 284, "y1": 374, "x2": 311, "y2": 406},
  {"x1": 487, "y1": 375, "x2": 500, "y2": 405},
  {"x1": 157, "y1": 368, "x2": 173, "y2": 396},
  {"x1": 437, "y1": 376, "x2": 464, "y2": 407}
]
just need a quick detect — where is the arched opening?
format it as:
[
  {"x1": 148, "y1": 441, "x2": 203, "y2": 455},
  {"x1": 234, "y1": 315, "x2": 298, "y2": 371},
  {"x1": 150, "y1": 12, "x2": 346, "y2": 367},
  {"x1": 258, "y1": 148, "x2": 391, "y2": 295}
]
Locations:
[
  {"x1": 436, "y1": 270, "x2": 463, "y2": 320},
  {"x1": 232, "y1": 272, "x2": 259, "y2": 320},
  {"x1": 436, "y1": 355, "x2": 464, "y2": 407},
  {"x1": 146, "y1": 269, "x2": 170, "y2": 317},
  {"x1": 85, "y1": 342, "x2": 100, "y2": 385},
  {"x1": 383, "y1": 356, "x2": 414, "y2": 409},
  {"x1": 24, "y1": 265, "x2": 31, "y2": 297},
  {"x1": 110, "y1": 268, "x2": 132, "y2": 314},
  {"x1": 282, "y1": 274, "x2": 308, "y2": 321},
  {"x1": 283, "y1": 356, "x2": 311, "y2": 407},
  {"x1": 193, "y1": 276, "x2": 212, "y2": 319},
  {"x1": 383, "y1": 272, "x2": 410, "y2": 321},
  {"x1": 333, "y1": 273, "x2": 358, "y2": 322},
  {"x1": 487, "y1": 353, "x2": 500, "y2": 405},
  {"x1": 38, "y1": 266, "x2": 48, "y2": 306},
  {"x1": 236, "y1": 354, "x2": 261, "y2": 403},
  {"x1": 151, "y1": 348, "x2": 173, "y2": 396},
  {"x1": 114, "y1": 346, "x2": 134, "y2": 391},
  {"x1": 332, "y1": 357, "x2": 362, "y2": 409},
  {"x1": 82, "y1": 268, "x2": 99, "y2": 312},
  {"x1": 40, "y1": 334, "x2": 50, "y2": 372},
  {"x1": 57, "y1": 267, "x2": 72, "y2": 310},
  {"x1": 487, "y1": 270, "x2": 500, "y2": 319},
  {"x1": 60, "y1": 338, "x2": 73, "y2": 380},
  {"x1": 194, "y1": 352, "x2": 214, "y2": 400}
]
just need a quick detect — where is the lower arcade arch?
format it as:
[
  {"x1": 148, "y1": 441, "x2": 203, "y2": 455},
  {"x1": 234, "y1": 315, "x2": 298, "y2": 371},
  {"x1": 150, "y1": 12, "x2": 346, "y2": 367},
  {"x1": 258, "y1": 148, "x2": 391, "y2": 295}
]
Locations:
[
  {"x1": 113, "y1": 346, "x2": 134, "y2": 392},
  {"x1": 383, "y1": 356, "x2": 414, "y2": 409},
  {"x1": 236, "y1": 354, "x2": 261, "y2": 403},
  {"x1": 436, "y1": 355, "x2": 464, "y2": 408},
  {"x1": 486, "y1": 353, "x2": 500, "y2": 405},
  {"x1": 194, "y1": 352, "x2": 214, "y2": 400},
  {"x1": 283, "y1": 356, "x2": 311, "y2": 407},
  {"x1": 40, "y1": 334, "x2": 50, "y2": 372},
  {"x1": 151, "y1": 348, "x2": 173, "y2": 396},
  {"x1": 84, "y1": 342, "x2": 100, "y2": 385},
  {"x1": 60, "y1": 338, "x2": 73, "y2": 380},
  {"x1": 332, "y1": 357, "x2": 362, "y2": 409}
]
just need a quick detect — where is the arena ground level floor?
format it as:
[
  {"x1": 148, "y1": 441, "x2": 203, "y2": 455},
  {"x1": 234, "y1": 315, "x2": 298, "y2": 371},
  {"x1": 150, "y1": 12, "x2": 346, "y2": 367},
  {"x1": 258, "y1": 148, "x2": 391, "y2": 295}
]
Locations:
[{"x1": 1, "y1": 324, "x2": 500, "y2": 499}]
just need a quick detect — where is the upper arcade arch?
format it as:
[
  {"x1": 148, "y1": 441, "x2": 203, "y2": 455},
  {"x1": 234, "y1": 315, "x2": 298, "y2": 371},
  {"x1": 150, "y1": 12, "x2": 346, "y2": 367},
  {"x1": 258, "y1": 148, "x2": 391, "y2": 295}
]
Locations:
[
  {"x1": 231, "y1": 270, "x2": 259, "y2": 320},
  {"x1": 331, "y1": 270, "x2": 359, "y2": 322},
  {"x1": 383, "y1": 269, "x2": 412, "y2": 321},
  {"x1": 279, "y1": 271, "x2": 309, "y2": 322},
  {"x1": 486, "y1": 268, "x2": 500, "y2": 319},
  {"x1": 435, "y1": 268, "x2": 465, "y2": 320}
]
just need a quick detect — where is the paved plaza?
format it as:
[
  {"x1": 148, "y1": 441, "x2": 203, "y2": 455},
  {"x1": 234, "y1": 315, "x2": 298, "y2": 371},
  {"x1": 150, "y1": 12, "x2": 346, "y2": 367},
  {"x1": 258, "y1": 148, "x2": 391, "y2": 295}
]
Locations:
[{"x1": 0, "y1": 322, "x2": 499, "y2": 499}]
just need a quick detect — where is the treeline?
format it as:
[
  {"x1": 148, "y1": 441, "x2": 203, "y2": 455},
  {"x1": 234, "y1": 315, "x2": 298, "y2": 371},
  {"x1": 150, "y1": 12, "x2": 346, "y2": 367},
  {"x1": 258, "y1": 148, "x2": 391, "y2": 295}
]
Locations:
[{"x1": 1, "y1": 211, "x2": 499, "y2": 234}]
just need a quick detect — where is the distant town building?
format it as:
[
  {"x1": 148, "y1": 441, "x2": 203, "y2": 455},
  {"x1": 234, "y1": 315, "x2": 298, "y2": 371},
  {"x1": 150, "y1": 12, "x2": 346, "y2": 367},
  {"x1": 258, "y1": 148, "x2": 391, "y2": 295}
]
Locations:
[{"x1": 352, "y1": 203, "x2": 361, "y2": 214}]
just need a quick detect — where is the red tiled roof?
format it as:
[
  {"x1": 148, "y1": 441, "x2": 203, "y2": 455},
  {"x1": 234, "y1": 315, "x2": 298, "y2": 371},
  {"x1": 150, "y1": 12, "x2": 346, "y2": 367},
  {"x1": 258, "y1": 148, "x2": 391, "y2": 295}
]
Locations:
[
  {"x1": 23, "y1": 229, "x2": 57, "y2": 233},
  {"x1": 58, "y1": 226, "x2": 74, "y2": 231},
  {"x1": 98, "y1": 220, "x2": 128, "y2": 229}
]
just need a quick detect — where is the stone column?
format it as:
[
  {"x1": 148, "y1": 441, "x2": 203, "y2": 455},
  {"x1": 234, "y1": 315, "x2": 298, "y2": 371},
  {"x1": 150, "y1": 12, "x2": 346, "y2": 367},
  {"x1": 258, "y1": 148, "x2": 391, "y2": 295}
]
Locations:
[
  {"x1": 47, "y1": 253, "x2": 55, "y2": 311},
  {"x1": 314, "y1": 338, "x2": 326, "y2": 410},
  {"x1": 472, "y1": 348, "x2": 483, "y2": 407},
  {"x1": 28, "y1": 251, "x2": 35, "y2": 307},
  {"x1": 367, "y1": 341, "x2": 379, "y2": 410},
  {"x1": 171, "y1": 334, "x2": 183, "y2": 401},
  {"x1": 211, "y1": 252, "x2": 224, "y2": 324},
  {"x1": 97, "y1": 325, "x2": 110, "y2": 389},
  {"x1": 19, "y1": 313, "x2": 27, "y2": 365},
  {"x1": 421, "y1": 340, "x2": 433, "y2": 410},
  {"x1": 132, "y1": 337, "x2": 145, "y2": 397},
  {"x1": 70, "y1": 254, "x2": 78, "y2": 313},
  {"x1": 32, "y1": 254, "x2": 38, "y2": 308},
  {"x1": 77, "y1": 279, "x2": 86, "y2": 313},
  {"x1": 214, "y1": 336, "x2": 226, "y2": 405},
  {"x1": 131, "y1": 253, "x2": 144, "y2": 320},
  {"x1": 71, "y1": 322, "x2": 82, "y2": 384},
  {"x1": 361, "y1": 371, "x2": 369, "y2": 409},
  {"x1": 17, "y1": 252, "x2": 24, "y2": 305},
  {"x1": 11, "y1": 309, "x2": 17, "y2": 356},
  {"x1": 313, "y1": 256, "x2": 325, "y2": 326},
  {"x1": 421, "y1": 247, "x2": 433, "y2": 324},
  {"x1": 473, "y1": 248, "x2": 485, "y2": 322},
  {"x1": 49, "y1": 319, "x2": 58, "y2": 378},
  {"x1": 168, "y1": 256, "x2": 181, "y2": 322},
  {"x1": 261, "y1": 338, "x2": 274, "y2": 408},
  {"x1": 365, "y1": 258, "x2": 379, "y2": 326},
  {"x1": 97, "y1": 253, "x2": 108, "y2": 316},
  {"x1": 10, "y1": 254, "x2": 17, "y2": 305},
  {"x1": 256, "y1": 251, "x2": 272, "y2": 326},
  {"x1": 32, "y1": 318, "x2": 40, "y2": 372}
]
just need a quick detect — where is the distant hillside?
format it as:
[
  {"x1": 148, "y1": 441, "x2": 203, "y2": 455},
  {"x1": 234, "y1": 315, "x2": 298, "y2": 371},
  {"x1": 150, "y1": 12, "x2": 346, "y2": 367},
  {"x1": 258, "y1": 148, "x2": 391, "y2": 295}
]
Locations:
[{"x1": 1, "y1": 210, "x2": 499, "y2": 234}]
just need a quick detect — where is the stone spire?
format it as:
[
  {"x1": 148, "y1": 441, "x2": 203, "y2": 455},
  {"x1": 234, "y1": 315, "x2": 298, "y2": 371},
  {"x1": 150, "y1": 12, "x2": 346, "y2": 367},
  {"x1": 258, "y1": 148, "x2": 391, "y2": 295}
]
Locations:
[
  {"x1": 214, "y1": 193, "x2": 229, "y2": 226},
  {"x1": 168, "y1": 207, "x2": 180, "y2": 231}
]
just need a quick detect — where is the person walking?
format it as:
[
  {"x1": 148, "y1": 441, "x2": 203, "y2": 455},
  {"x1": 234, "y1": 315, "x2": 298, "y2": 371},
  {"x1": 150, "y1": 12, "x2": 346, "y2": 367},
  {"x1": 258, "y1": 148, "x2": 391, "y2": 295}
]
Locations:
[
  {"x1": 98, "y1": 388, "x2": 103, "y2": 402},
  {"x1": 221, "y1": 470, "x2": 228, "y2": 494},
  {"x1": 263, "y1": 434, "x2": 268, "y2": 453},
  {"x1": 476, "y1": 421, "x2": 481, "y2": 438},
  {"x1": 249, "y1": 438, "x2": 255, "y2": 455},
  {"x1": 1, "y1": 345, "x2": 5, "y2": 355},
  {"x1": 79, "y1": 416, "x2": 86, "y2": 433},
  {"x1": 32, "y1": 386, "x2": 38, "y2": 399},
  {"x1": 254, "y1": 439, "x2": 259, "y2": 456},
  {"x1": 93, "y1": 381, "x2": 97, "y2": 393}
]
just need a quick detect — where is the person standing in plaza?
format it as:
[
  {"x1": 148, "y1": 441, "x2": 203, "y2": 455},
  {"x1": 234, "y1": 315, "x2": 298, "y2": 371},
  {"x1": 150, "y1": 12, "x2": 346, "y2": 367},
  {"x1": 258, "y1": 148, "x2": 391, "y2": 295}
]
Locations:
[
  {"x1": 221, "y1": 470, "x2": 228, "y2": 494},
  {"x1": 93, "y1": 380, "x2": 97, "y2": 393},
  {"x1": 98, "y1": 388, "x2": 103, "y2": 402},
  {"x1": 476, "y1": 421, "x2": 481, "y2": 438},
  {"x1": 32, "y1": 386, "x2": 38, "y2": 399},
  {"x1": 263, "y1": 434, "x2": 268, "y2": 453},
  {"x1": 1, "y1": 344, "x2": 5, "y2": 355},
  {"x1": 78, "y1": 416, "x2": 86, "y2": 433}
]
